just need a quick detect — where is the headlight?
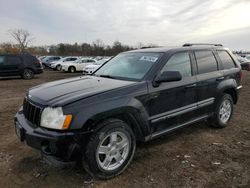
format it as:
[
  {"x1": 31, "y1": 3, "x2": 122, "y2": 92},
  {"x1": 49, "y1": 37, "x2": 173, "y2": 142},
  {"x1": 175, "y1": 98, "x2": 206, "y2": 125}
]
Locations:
[{"x1": 40, "y1": 107, "x2": 72, "y2": 130}]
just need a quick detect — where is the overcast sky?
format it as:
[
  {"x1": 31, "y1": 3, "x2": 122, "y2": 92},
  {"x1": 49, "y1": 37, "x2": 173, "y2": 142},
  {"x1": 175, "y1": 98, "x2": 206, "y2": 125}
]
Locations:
[{"x1": 0, "y1": 0, "x2": 250, "y2": 50}]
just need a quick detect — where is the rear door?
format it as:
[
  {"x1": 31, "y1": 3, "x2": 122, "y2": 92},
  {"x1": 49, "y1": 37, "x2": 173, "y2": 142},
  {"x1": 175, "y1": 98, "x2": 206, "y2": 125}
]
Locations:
[
  {"x1": 216, "y1": 50, "x2": 240, "y2": 84},
  {"x1": 194, "y1": 50, "x2": 224, "y2": 116},
  {"x1": 77, "y1": 59, "x2": 87, "y2": 70},
  {"x1": 4, "y1": 55, "x2": 23, "y2": 75}
]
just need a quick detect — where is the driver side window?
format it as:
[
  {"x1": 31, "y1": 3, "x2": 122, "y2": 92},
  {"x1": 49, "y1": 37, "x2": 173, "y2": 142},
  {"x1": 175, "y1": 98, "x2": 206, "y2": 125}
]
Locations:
[{"x1": 161, "y1": 52, "x2": 192, "y2": 77}]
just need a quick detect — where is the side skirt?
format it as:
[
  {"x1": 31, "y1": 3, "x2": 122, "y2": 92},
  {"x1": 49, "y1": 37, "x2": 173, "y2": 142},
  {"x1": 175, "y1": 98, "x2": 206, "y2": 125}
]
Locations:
[{"x1": 146, "y1": 114, "x2": 210, "y2": 141}]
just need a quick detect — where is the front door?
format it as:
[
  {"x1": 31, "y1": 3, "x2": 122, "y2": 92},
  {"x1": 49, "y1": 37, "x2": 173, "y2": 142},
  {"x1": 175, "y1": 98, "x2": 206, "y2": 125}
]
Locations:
[
  {"x1": 0, "y1": 55, "x2": 6, "y2": 76},
  {"x1": 148, "y1": 51, "x2": 197, "y2": 135}
]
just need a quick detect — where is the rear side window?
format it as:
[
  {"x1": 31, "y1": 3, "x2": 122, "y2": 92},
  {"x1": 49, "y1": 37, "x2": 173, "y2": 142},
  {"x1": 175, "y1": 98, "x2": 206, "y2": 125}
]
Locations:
[
  {"x1": 8, "y1": 56, "x2": 22, "y2": 64},
  {"x1": 0, "y1": 56, "x2": 5, "y2": 64},
  {"x1": 161, "y1": 52, "x2": 192, "y2": 77},
  {"x1": 195, "y1": 50, "x2": 218, "y2": 74},
  {"x1": 217, "y1": 50, "x2": 236, "y2": 69}
]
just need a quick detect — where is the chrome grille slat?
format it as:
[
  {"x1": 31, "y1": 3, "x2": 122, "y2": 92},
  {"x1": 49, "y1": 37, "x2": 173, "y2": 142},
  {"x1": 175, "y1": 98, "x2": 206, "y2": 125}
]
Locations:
[{"x1": 23, "y1": 98, "x2": 42, "y2": 126}]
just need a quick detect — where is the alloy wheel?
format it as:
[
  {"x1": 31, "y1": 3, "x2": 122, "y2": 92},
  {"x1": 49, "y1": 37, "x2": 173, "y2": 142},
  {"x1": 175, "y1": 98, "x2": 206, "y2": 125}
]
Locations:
[
  {"x1": 219, "y1": 99, "x2": 232, "y2": 124},
  {"x1": 96, "y1": 131, "x2": 130, "y2": 171}
]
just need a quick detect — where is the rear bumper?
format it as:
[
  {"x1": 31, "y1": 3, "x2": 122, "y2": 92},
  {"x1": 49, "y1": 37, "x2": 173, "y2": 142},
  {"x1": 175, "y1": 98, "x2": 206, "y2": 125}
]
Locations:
[
  {"x1": 34, "y1": 68, "x2": 43, "y2": 74},
  {"x1": 235, "y1": 85, "x2": 242, "y2": 104},
  {"x1": 14, "y1": 109, "x2": 89, "y2": 161},
  {"x1": 236, "y1": 85, "x2": 242, "y2": 90}
]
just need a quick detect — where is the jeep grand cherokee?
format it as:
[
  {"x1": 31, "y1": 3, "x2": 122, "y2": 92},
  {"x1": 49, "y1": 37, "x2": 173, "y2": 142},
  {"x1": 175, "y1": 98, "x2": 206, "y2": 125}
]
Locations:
[{"x1": 14, "y1": 44, "x2": 242, "y2": 179}]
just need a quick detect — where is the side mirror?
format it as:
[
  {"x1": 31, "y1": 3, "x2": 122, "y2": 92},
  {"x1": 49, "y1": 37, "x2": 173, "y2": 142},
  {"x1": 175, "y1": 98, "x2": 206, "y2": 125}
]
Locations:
[{"x1": 154, "y1": 71, "x2": 182, "y2": 86}]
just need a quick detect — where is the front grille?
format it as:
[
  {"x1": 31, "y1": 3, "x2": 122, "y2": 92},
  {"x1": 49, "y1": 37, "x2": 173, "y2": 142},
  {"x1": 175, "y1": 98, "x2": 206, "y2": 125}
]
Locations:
[{"x1": 23, "y1": 98, "x2": 42, "y2": 126}]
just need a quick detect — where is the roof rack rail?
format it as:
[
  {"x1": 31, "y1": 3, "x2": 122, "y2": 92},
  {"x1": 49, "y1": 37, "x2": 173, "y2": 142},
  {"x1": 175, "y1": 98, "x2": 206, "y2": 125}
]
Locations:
[{"x1": 183, "y1": 43, "x2": 223, "y2": 47}]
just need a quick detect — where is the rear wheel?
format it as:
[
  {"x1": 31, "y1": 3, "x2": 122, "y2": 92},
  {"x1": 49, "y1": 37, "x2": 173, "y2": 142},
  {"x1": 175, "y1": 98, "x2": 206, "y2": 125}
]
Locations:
[
  {"x1": 68, "y1": 66, "x2": 76, "y2": 73},
  {"x1": 22, "y1": 69, "x2": 34, "y2": 79},
  {"x1": 209, "y1": 94, "x2": 233, "y2": 128},
  {"x1": 83, "y1": 119, "x2": 136, "y2": 179}
]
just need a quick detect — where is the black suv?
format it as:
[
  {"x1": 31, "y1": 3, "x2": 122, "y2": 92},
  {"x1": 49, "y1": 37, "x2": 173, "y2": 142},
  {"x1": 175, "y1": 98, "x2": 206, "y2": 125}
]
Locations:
[
  {"x1": 0, "y1": 54, "x2": 43, "y2": 79},
  {"x1": 14, "y1": 44, "x2": 242, "y2": 179}
]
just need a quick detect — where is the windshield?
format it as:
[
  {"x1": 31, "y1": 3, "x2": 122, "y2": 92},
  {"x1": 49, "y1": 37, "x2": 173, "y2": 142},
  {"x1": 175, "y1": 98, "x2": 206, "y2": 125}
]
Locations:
[{"x1": 94, "y1": 52, "x2": 162, "y2": 80}]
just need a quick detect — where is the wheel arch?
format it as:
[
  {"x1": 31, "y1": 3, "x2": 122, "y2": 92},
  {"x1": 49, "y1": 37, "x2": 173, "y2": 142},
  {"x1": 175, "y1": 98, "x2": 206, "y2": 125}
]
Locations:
[
  {"x1": 217, "y1": 79, "x2": 238, "y2": 104},
  {"x1": 82, "y1": 108, "x2": 150, "y2": 142},
  {"x1": 223, "y1": 88, "x2": 237, "y2": 104},
  {"x1": 68, "y1": 65, "x2": 76, "y2": 72}
]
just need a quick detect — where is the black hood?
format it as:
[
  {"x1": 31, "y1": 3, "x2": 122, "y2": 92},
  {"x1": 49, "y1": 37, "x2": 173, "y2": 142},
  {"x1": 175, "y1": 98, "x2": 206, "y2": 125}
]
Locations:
[{"x1": 28, "y1": 76, "x2": 136, "y2": 106}]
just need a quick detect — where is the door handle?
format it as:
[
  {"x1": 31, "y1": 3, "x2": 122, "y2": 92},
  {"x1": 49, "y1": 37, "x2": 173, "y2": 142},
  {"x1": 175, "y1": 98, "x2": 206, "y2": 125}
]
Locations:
[
  {"x1": 185, "y1": 84, "x2": 196, "y2": 88},
  {"x1": 216, "y1": 77, "x2": 225, "y2": 81}
]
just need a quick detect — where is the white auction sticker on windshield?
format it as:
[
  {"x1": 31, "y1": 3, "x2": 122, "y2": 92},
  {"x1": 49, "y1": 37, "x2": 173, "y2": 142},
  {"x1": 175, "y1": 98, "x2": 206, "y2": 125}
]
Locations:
[{"x1": 139, "y1": 56, "x2": 158, "y2": 62}]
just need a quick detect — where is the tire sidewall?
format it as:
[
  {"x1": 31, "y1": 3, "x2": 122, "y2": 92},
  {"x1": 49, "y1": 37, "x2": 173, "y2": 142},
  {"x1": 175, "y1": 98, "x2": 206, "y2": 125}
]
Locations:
[
  {"x1": 216, "y1": 94, "x2": 234, "y2": 127},
  {"x1": 22, "y1": 69, "x2": 34, "y2": 79},
  {"x1": 69, "y1": 66, "x2": 76, "y2": 73},
  {"x1": 84, "y1": 120, "x2": 136, "y2": 179},
  {"x1": 56, "y1": 65, "x2": 61, "y2": 71}
]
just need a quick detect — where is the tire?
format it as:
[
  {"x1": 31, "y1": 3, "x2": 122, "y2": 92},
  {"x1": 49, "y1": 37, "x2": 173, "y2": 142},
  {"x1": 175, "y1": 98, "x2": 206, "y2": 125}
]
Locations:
[
  {"x1": 56, "y1": 65, "x2": 61, "y2": 71},
  {"x1": 68, "y1": 66, "x2": 76, "y2": 73},
  {"x1": 83, "y1": 118, "x2": 136, "y2": 179},
  {"x1": 22, "y1": 69, "x2": 34, "y2": 79},
  {"x1": 209, "y1": 94, "x2": 233, "y2": 128}
]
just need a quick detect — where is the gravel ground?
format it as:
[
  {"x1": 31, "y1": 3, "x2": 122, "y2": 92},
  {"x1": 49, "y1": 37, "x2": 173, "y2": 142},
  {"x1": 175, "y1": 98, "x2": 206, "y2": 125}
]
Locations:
[{"x1": 0, "y1": 70, "x2": 249, "y2": 188}]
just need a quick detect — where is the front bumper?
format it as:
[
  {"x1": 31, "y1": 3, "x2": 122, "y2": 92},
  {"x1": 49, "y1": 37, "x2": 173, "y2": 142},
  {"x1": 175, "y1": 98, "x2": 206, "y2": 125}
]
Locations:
[
  {"x1": 14, "y1": 110, "x2": 89, "y2": 161},
  {"x1": 49, "y1": 64, "x2": 57, "y2": 69}
]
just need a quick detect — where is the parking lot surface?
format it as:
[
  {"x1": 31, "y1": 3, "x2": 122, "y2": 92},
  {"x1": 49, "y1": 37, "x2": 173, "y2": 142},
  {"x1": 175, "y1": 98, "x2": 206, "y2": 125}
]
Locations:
[{"x1": 0, "y1": 70, "x2": 249, "y2": 187}]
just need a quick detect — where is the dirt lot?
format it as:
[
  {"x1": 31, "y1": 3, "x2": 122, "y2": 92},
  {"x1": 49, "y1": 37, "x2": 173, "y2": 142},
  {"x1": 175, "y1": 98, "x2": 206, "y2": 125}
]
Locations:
[{"x1": 0, "y1": 70, "x2": 250, "y2": 188}]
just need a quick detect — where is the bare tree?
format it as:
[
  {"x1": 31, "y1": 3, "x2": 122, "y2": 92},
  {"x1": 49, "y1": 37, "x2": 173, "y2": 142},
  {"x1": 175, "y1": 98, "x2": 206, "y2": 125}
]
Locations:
[{"x1": 8, "y1": 29, "x2": 33, "y2": 52}]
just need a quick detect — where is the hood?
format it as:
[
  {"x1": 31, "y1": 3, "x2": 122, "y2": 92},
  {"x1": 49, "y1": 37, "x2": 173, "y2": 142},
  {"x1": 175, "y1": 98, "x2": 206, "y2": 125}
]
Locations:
[{"x1": 28, "y1": 76, "x2": 137, "y2": 106}]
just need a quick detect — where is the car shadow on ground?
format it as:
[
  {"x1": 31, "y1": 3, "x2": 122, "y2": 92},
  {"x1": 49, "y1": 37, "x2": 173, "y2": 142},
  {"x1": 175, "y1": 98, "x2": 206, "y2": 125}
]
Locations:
[
  {"x1": 0, "y1": 76, "x2": 39, "y2": 81},
  {"x1": 10, "y1": 121, "x2": 212, "y2": 186}
]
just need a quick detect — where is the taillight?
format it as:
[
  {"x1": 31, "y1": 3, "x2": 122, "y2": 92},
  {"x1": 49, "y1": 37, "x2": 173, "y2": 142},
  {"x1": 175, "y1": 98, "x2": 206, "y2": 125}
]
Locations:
[
  {"x1": 248, "y1": 63, "x2": 250, "y2": 71},
  {"x1": 36, "y1": 60, "x2": 42, "y2": 65}
]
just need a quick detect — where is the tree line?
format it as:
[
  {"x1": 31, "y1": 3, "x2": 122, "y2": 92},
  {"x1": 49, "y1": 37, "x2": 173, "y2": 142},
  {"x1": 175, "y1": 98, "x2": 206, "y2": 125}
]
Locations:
[
  {"x1": 0, "y1": 29, "x2": 156, "y2": 56},
  {"x1": 0, "y1": 40, "x2": 136, "y2": 56}
]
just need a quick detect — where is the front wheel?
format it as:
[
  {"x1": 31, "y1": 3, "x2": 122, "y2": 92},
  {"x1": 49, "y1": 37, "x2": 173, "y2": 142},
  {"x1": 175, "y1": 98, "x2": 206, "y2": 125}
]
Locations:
[
  {"x1": 209, "y1": 94, "x2": 233, "y2": 128},
  {"x1": 56, "y1": 65, "x2": 61, "y2": 71},
  {"x1": 83, "y1": 119, "x2": 136, "y2": 179}
]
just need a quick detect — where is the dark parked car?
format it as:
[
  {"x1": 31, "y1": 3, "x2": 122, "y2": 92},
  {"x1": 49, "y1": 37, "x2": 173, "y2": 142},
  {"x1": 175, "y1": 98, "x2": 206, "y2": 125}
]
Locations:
[
  {"x1": 41, "y1": 56, "x2": 61, "y2": 68},
  {"x1": 234, "y1": 54, "x2": 250, "y2": 71},
  {"x1": 0, "y1": 54, "x2": 43, "y2": 79},
  {"x1": 240, "y1": 61, "x2": 250, "y2": 71},
  {"x1": 15, "y1": 44, "x2": 242, "y2": 179}
]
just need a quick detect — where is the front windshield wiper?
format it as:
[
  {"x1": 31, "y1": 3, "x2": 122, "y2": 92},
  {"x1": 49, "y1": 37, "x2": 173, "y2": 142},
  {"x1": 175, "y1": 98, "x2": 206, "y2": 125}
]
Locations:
[{"x1": 98, "y1": 74, "x2": 115, "y2": 79}]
